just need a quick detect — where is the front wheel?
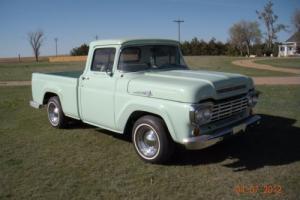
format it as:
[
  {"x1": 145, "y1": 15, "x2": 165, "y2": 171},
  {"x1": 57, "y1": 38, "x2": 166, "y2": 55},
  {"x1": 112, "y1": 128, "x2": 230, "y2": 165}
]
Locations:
[{"x1": 132, "y1": 115, "x2": 174, "y2": 164}]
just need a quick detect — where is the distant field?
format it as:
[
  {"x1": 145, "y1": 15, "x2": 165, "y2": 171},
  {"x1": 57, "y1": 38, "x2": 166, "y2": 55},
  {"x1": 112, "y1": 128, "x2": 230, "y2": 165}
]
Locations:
[
  {"x1": 0, "y1": 61, "x2": 85, "y2": 81},
  {"x1": 185, "y1": 56, "x2": 294, "y2": 77},
  {"x1": 0, "y1": 56, "x2": 294, "y2": 81},
  {"x1": 0, "y1": 85, "x2": 299, "y2": 199},
  {"x1": 0, "y1": 56, "x2": 49, "y2": 63},
  {"x1": 254, "y1": 57, "x2": 300, "y2": 69}
]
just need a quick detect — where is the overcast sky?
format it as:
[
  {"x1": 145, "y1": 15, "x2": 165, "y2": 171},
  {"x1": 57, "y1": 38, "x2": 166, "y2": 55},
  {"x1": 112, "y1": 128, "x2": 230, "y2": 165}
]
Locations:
[{"x1": 0, "y1": 0, "x2": 299, "y2": 58}]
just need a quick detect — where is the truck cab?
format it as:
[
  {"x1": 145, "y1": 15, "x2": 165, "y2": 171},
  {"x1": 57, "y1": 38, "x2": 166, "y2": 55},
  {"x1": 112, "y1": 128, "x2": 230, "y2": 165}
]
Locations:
[{"x1": 30, "y1": 39, "x2": 260, "y2": 163}]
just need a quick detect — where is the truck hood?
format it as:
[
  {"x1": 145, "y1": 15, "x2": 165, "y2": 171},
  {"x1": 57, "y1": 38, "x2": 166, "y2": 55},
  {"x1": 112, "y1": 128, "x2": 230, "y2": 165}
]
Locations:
[{"x1": 127, "y1": 69, "x2": 253, "y2": 103}]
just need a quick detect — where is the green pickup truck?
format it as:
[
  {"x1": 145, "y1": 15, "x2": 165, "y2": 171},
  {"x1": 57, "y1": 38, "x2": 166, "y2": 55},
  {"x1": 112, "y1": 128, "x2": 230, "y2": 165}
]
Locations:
[{"x1": 30, "y1": 39, "x2": 260, "y2": 163}]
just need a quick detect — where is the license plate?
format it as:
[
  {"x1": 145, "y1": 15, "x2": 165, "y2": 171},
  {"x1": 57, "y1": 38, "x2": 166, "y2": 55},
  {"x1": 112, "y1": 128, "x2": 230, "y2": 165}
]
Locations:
[{"x1": 232, "y1": 123, "x2": 246, "y2": 135}]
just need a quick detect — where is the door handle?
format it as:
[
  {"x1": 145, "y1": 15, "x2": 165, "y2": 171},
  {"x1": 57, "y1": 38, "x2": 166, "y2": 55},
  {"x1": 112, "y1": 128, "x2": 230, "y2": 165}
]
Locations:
[{"x1": 81, "y1": 77, "x2": 90, "y2": 80}]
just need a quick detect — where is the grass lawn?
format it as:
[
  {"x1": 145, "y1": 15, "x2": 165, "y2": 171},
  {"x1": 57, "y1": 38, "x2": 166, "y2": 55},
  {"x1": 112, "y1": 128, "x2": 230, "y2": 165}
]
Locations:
[
  {"x1": 254, "y1": 58, "x2": 300, "y2": 69},
  {"x1": 0, "y1": 61, "x2": 85, "y2": 81},
  {"x1": 0, "y1": 56, "x2": 294, "y2": 81},
  {"x1": 185, "y1": 56, "x2": 294, "y2": 77},
  {"x1": 0, "y1": 86, "x2": 300, "y2": 199}
]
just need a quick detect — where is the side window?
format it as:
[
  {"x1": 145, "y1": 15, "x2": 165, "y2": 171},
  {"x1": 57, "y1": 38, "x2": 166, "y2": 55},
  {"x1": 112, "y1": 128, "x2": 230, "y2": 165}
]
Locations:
[{"x1": 91, "y1": 48, "x2": 116, "y2": 72}]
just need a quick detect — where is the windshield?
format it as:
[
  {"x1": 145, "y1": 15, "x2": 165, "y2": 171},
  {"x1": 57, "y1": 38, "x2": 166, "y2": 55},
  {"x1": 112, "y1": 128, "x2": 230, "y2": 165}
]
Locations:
[{"x1": 118, "y1": 45, "x2": 188, "y2": 72}]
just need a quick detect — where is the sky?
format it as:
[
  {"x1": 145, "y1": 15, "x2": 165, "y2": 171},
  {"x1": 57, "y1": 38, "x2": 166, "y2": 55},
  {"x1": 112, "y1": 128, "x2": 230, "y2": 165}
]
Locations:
[{"x1": 0, "y1": 0, "x2": 299, "y2": 58}]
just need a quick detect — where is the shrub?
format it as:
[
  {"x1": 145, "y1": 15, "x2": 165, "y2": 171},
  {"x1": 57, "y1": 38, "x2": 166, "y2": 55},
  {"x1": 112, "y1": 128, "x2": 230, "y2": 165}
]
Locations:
[{"x1": 70, "y1": 44, "x2": 89, "y2": 56}]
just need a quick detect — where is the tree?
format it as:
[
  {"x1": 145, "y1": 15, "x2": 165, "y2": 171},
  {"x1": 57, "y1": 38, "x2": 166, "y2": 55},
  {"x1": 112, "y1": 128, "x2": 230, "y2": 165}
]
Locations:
[
  {"x1": 180, "y1": 37, "x2": 237, "y2": 56},
  {"x1": 180, "y1": 41, "x2": 191, "y2": 55},
  {"x1": 70, "y1": 44, "x2": 89, "y2": 56},
  {"x1": 229, "y1": 20, "x2": 262, "y2": 56},
  {"x1": 190, "y1": 37, "x2": 200, "y2": 55},
  {"x1": 292, "y1": 9, "x2": 300, "y2": 32},
  {"x1": 28, "y1": 30, "x2": 44, "y2": 62},
  {"x1": 256, "y1": 1, "x2": 287, "y2": 49},
  {"x1": 207, "y1": 38, "x2": 218, "y2": 55}
]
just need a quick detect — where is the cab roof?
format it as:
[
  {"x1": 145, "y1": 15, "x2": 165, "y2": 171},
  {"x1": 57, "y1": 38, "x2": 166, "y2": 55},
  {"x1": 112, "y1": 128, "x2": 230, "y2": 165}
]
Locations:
[{"x1": 90, "y1": 38, "x2": 179, "y2": 47}]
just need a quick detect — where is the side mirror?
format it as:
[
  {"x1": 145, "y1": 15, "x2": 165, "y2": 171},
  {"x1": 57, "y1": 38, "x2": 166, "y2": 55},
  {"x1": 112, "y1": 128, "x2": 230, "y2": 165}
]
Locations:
[{"x1": 106, "y1": 68, "x2": 113, "y2": 76}]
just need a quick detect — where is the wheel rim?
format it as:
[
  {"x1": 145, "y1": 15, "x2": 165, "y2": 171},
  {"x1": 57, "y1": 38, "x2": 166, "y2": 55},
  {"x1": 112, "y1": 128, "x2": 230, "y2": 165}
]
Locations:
[
  {"x1": 48, "y1": 102, "x2": 59, "y2": 126},
  {"x1": 134, "y1": 124, "x2": 160, "y2": 159}
]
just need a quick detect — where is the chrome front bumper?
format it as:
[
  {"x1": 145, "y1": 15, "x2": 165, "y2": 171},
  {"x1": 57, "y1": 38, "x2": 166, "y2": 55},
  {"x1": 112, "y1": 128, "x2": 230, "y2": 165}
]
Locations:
[{"x1": 182, "y1": 115, "x2": 261, "y2": 150}]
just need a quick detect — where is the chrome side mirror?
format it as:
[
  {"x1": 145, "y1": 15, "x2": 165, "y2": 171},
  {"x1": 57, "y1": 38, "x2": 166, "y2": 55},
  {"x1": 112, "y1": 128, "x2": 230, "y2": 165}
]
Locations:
[{"x1": 106, "y1": 68, "x2": 113, "y2": 76}]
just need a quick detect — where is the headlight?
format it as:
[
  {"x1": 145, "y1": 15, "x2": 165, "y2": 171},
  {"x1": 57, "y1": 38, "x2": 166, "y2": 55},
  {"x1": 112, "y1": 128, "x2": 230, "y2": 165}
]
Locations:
[
  {"x1": 190, "y1": 103, "x2": 213, "y2": 125},
  {"x1": 248, "y1": 90, "x2": 259, "y2": 107}
]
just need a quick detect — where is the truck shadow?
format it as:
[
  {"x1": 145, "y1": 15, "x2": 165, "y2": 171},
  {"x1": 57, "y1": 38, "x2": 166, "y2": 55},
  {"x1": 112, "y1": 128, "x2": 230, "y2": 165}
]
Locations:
[
  {"x1": 67, "y1": 114, "x2": 300, "y2": 171},
  {"x1": 168, "y1": 114, "x2": 300, "y2": 171}
]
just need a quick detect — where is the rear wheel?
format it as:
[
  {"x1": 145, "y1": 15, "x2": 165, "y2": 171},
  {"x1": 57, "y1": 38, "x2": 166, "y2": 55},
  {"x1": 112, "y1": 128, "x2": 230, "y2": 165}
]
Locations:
[
  {"x1": 132, "y1": 115, "x2": 174, "y2": 164},
  {"x1": 47, "y1": 96, "x2": 68, "y2": 128}
]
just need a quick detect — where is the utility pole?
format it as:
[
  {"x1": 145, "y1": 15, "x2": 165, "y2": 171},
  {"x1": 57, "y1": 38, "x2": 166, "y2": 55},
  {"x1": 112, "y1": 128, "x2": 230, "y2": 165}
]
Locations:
[
  {"x1": 95, "y1": 35, "x2": 98, "y2": 40},
  {"x1": 173, "y1": 19, "x2": 184, "y2": 43},
  {"x1": 54, "y1": 38, "x2": 58, "y2": 56}
]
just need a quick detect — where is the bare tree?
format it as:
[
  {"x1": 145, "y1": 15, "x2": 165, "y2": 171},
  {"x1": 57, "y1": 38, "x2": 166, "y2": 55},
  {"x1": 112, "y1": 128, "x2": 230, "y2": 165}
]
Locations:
[
  {"x1": 256, "y1": 1, "x2": 287, "y2": 49},
  {"x1": 28, "y1": 30, "x2": 44, "y2": 62},
  {"x1": 229, "y1": 20, "x2": 262, "y2": 56},
  {"x1": 292, "y1": 9, "x2": 300, "y2": 32}
]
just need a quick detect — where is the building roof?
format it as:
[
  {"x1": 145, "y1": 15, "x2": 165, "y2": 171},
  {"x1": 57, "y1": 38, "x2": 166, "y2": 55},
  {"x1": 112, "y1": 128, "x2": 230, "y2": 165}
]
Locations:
[
  {"x1": 286, "y1": 32, "x2": 300, "y2": 43},
  {"x1": 89, "y1": 38, "x2": 179, "y2": 47}
]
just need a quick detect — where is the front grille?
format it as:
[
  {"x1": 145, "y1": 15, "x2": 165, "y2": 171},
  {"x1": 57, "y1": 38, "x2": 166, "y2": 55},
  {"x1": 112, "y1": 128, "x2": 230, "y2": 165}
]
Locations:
[{"x1": 211, "y1": 96, "x2": 249, "y2": 122}]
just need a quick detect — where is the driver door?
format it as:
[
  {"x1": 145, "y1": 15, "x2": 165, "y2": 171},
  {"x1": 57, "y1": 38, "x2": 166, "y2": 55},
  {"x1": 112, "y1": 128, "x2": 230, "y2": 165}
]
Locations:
[{"x1": 79, "y1": 47, "x2": 116, "y2": 129}]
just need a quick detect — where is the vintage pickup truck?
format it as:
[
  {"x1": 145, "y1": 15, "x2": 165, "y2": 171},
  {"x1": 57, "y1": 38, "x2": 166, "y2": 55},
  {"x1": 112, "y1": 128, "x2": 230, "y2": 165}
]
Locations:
[{"x1": 30, "y1": 39, "x2": 260, "y2": 163}]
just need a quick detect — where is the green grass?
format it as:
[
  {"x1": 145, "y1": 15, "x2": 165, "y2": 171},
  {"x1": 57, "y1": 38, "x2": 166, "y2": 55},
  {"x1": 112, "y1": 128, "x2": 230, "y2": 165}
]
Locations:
[
  {"x1": 0, "y1": 57, "x2": 294, "y2": 81},
  {"x1": 0, "y1": 61, "x2": 85, "y2": 81},
  {"x1": 0, "y1": 86, "x2": 300, "y2": 199},
  {"x1": 255, "y1": 58, "x2": 300, "y2": 69},
  {"x1": 185, "y1": 56, "x2": 294, "y2": 77}
]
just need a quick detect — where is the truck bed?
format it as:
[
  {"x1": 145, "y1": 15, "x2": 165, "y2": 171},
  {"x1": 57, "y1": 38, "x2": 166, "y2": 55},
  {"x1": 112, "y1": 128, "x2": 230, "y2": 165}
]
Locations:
[
  {"x1": 31, "y1": 71, "x2": 82, "y2": 119},
  {"x1": 47, "y1": 71, "x2": 82, "y2": 78}
]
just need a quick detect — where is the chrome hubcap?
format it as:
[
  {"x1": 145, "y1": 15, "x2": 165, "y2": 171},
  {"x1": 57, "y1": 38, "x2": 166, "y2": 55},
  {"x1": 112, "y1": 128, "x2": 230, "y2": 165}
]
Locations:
[
  {"x1": 48, "y1": 102, "x2": 59, "y2": 125},
  {"x1": 135, "y1": 124, "x2": 159, "y2": 159}
]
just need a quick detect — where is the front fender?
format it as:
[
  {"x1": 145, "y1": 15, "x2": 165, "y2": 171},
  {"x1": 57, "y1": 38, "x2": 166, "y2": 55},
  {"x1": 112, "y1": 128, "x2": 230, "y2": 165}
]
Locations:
[
  {"x1": 115, "y1": 100, "x2": 178, "y2": 141},
  {"x1": 115, "y1": 96, "x2": 192, "y2": 143}
]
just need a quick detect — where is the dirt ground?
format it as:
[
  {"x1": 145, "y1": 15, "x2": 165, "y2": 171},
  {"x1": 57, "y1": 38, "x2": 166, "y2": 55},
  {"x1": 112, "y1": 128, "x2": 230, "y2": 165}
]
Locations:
[
  {"x1": 232, "y1": 59, "x2": 300, "y2": 75},
  {"x1": 0, "y1": 81, "x2": 31, "y2": 87}
]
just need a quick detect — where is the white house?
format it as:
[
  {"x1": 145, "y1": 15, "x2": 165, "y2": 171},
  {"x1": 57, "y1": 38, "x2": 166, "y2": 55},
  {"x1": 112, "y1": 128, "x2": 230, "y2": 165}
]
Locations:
[{"x1": 278, "y1": 32, "x2": 300, "y2": 57}]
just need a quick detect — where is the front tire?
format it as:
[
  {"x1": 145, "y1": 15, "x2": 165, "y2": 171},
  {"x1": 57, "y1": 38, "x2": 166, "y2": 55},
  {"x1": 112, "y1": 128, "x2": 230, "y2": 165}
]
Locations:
[
  {"x1": 47, "y1": 96, "x2": 68, "y2": 128},
  {"x1": 132, "y1": 115, "x2": 174, "y2": 164}
]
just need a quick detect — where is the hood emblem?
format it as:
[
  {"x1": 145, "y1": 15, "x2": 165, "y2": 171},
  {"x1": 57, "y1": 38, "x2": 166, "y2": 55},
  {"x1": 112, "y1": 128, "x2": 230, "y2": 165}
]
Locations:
[
  {"x1": 217, "y1": 85, "x2": 246, "y2": 94},
  {"x1": 133, "y1": 90, "x2": 152, "y2": 97}
]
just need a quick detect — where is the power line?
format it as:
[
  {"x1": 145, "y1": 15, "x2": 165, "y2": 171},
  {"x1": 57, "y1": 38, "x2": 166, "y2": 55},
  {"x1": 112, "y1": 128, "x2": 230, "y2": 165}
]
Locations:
[{"x1": 173, "y1": 19, "x2": 184, "y2": 43}]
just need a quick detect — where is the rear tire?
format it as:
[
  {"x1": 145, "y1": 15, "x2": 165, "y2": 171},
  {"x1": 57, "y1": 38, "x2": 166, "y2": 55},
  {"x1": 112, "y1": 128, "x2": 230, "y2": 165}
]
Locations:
[
  {"x1": 47, "y1": 96, "x2": 68, "y2": 128},
  {"x1": 132, "y1": 115, "x2": 174, "y2": 164}
]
